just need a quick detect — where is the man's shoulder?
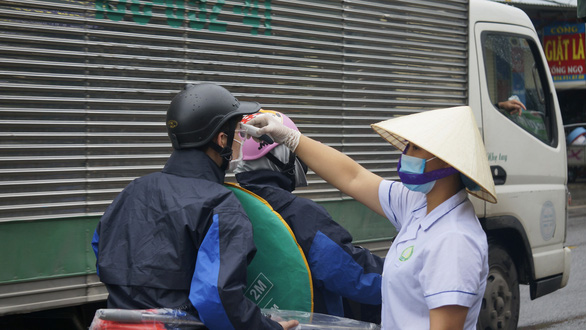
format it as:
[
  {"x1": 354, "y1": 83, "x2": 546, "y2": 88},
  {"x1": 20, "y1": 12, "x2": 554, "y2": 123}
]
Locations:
[{"x1": 128, "y1": 172, "x2": 235, "y2": 203}]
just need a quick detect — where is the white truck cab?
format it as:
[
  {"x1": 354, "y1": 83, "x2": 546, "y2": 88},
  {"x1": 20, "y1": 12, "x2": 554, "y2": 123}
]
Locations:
[{"x1": 469, "y1": 1, "x2": 571, "y2": 328}]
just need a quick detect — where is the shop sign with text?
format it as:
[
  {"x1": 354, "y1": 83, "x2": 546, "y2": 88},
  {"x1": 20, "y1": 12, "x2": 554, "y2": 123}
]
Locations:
[{"x1": 544, "y1": 23, "x2": 586, "y2": 82}]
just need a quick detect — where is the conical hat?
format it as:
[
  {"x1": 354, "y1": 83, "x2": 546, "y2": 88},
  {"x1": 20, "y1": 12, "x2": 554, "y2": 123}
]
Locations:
[{"x1": 371, "y1": 106, "x2": 497, "y2": 204}]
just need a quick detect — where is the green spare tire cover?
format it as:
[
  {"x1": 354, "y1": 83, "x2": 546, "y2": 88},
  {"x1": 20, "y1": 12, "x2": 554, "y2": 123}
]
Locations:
[{"x1": 225, "y1": 183, "x2": 313, "y2": 312}]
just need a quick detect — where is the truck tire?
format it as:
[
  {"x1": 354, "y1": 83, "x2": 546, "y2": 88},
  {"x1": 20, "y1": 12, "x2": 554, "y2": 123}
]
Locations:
[{"x1": 477, "y1": 241, "x2": 520, "y2": 330}]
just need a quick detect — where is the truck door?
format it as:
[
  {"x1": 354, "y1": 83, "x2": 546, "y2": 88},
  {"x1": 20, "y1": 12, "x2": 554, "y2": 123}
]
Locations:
[{"x1": 474, "y1": 23, "x2": 567, "y2": 281}]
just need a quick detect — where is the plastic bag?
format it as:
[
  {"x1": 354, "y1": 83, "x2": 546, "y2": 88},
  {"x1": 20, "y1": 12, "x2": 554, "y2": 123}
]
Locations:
[
  {"x1": 262, "y1": 309, "x2": 381, "y2": 329},
  {"x1": 90, "y1": 308, "x2": 381, "y2": 329},
  {"x1": 89, "y1": 308, "x2": 204, "y2": 330}
]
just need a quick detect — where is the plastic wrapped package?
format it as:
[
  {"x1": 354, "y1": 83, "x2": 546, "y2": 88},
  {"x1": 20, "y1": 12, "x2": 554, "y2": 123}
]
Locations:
[
  {"x1": 89, "y1": 308, "x2": 204, "y2": 330},
  {"x1": 90, "y1": 308, "x2": 381, "y2": 330},
  {"x1": 262, "y1": 309, "x2": 381, "y2": 329}
]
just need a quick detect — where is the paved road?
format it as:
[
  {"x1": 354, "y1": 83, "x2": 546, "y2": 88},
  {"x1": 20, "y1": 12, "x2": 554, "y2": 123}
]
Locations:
[{"x1": 517, "y1": 204, "x2": 586, "y2": 329}]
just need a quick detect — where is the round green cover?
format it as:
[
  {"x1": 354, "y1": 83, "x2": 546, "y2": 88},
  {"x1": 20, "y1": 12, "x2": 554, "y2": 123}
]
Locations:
[{"x1": 225, "y1": 183, "x2": 313, "y2": 312}]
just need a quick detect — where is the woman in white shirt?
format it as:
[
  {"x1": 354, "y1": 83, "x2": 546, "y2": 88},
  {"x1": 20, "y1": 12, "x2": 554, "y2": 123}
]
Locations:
[{"x1": 248, "y1": 106, "x2": 497, "y2": 330}]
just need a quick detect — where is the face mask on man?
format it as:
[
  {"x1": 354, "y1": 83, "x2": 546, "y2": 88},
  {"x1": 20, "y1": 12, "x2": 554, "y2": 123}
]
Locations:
[
  {"x1": 228, "y1": 139, "x2": 243, "y2": 172},
  {"x1": 397, "y1": 146, "x2": 459, "y2": 194}
]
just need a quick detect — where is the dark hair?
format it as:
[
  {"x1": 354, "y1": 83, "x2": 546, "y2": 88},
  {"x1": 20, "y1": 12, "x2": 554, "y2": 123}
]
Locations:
[{"x1": 197, "y1": 116, "x2": 242, "y2": 151}]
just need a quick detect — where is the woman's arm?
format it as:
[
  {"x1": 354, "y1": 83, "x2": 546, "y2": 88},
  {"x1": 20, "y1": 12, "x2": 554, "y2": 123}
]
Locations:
[
  {"x1": 295, "y1": 135, "x2": 384, "y2": 216},
  {"x1": 429, "y1": 305, "x2": 468, "y2": 330},
  {"x1": 251, "y1": 113, "x2": 385, "y2": 216}
]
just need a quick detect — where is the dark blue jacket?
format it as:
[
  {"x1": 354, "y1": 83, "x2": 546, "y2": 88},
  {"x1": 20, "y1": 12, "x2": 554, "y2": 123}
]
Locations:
[
  {"x1": 235, "y1": 170, "x2": 383, "y2": 318},
  {"x1": 92, "y1": 149, "x2": 281, "y2": 330}
]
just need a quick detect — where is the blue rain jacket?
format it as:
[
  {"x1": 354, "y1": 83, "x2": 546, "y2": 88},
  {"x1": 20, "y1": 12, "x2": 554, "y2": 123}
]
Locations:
[
  {"x1": 92, "y1": 149, "x2": 281, "y2": 330},
  {"x1": 235, "y1": 170, "x2": 383, "y2": 319}
]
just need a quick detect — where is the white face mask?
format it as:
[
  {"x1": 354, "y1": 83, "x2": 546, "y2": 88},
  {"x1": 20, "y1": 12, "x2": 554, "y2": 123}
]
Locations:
[{"x1": 228, "y1": 139, "x2": 243, "y2": 172}]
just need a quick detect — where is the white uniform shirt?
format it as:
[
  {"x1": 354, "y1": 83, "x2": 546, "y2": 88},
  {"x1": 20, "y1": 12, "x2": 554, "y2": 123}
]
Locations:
[{"x1": 378, "y1": 180, "x2": 488, "y2": 330}]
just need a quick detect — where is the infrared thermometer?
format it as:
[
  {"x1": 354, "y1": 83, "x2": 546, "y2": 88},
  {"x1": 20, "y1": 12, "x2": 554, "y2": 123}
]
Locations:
[{"x1": 240, "y1": 123, "x2": 274, "y2": 144}]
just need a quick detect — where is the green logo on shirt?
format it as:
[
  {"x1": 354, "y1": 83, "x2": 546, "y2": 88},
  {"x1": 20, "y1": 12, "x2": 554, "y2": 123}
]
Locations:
[{"x1": 399, "y1": 246, "x2": 414, "y2": 261}]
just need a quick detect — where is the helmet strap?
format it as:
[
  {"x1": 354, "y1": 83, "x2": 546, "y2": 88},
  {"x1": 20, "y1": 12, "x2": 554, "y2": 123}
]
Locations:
[
  {"x1": 265, "y1": 151, "x2": 297, "y2": 190},
  {"x1": 210, "y1": 120, "x2": 237, "y2": 171}
]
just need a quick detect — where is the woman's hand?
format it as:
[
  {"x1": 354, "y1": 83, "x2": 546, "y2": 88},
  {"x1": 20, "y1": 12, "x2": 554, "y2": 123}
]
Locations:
[{"x1": 247, "y1": 112, "x2": 301, "y2": 151}]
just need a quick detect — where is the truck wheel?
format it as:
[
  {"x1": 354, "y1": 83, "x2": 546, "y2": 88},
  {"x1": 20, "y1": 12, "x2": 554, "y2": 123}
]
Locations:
[{"x1": 477, "y1": 242, "x2": 520, "y2": 330}]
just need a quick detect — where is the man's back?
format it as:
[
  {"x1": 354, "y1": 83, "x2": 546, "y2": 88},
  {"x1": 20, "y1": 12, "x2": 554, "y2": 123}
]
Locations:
[
  {"x1": 94, "y1": 150, "x2": 233, "y2": 310},
  {"x1": 92, "y1": 84, "x2": 297, "y2": 330}
]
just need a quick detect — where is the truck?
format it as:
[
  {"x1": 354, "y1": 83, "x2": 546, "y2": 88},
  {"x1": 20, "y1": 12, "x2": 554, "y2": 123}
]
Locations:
[{"x1": 0, "y1": 0, "x2": 571, "y2": 329}]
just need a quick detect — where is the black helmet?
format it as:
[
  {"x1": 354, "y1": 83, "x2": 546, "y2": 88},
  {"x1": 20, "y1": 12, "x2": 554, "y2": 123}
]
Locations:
[{"x1": 166, "y1": 83, "x2": 261, "y2": 149}]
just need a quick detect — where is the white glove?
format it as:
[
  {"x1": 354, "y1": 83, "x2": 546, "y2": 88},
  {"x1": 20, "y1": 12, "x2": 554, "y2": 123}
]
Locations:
[{"x1": 247, "y1": 113, "x2": 301, "y2": 152}]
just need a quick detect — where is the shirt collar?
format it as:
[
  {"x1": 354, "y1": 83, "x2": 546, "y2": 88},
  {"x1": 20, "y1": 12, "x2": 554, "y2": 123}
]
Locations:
[
  {"x1": 420, "y1": 189, "x2": 468, "y2": 231},
  {"x1": 235, "y1": 170, "x2": 294, "y2": 192},
  {"x1": 394, "y1": 194, "x2": 427, "y2": 242},
  {"x1": 162, "y1": 149, "x2": 225, "y2": 183}
]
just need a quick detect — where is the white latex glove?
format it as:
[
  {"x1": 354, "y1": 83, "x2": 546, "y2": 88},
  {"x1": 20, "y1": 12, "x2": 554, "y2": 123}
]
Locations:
[{"x1": 247, "y1": 113, "x2": 301, "y2": 152}]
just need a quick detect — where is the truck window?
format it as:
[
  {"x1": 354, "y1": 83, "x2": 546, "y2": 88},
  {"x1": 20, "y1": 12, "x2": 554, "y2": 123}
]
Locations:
[{"x1": 482, "y1": 33, "x2": 556, "y2": 145}]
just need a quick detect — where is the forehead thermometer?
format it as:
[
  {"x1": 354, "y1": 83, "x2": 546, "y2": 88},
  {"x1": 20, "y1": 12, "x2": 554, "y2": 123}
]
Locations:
[{"x1": 240, "y1": 123, "x2": 274, "y2": 144}]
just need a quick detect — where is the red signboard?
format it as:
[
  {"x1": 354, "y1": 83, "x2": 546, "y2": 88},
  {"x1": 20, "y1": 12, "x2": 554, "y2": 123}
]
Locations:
[{"x1": 543, "y1": 23, "x2": 586, "y2": 82}]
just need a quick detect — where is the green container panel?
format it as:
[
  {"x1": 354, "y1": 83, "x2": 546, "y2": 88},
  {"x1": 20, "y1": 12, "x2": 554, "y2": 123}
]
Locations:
[
  {"x1": 0, "y1": 217, "x2": 100, "y2": 284},
  {"x1": 0, "y1": 200, "x2": 394, "y2": 285}
]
